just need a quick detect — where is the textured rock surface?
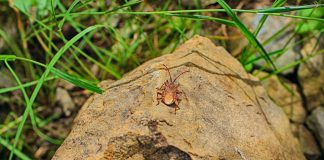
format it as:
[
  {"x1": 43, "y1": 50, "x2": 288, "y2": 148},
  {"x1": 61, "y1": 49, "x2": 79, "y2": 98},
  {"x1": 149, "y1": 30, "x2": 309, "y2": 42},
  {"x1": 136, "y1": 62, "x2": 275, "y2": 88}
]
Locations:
[
  {"x1": 298, "y1": 36, "x2": 324, "y2": 110},
  {"x1": 53, "y1": 36, "x2": 304, "y2": 160},
  {"x1": 298, "y1": 125, "x2": 321, "y2": 159},
  {"x1": 306, "y1": 107, "x2": 324, "y2": 152},
  {"x1": 256, "y1": 72, "x2": 306, "y2": 123}
]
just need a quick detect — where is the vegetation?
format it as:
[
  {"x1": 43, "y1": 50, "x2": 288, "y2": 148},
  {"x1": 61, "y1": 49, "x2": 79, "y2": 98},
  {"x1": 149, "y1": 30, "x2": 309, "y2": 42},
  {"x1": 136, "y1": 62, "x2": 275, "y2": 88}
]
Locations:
[{"x1": 0, "y1": 0, "x2": 323, "y2": 159}]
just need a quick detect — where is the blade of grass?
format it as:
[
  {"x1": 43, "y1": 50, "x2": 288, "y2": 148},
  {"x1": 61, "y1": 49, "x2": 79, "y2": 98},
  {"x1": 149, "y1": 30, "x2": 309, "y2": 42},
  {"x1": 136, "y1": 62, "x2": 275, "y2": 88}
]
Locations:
[
  {"x1": 254, "y1": 0, "x2": 287, "y2": 36},
  {"x1": 57, "y1": 0, "x2": 80, "y2": 31},
  {"x1": 244, "y1": 49, "x2": 285, "y2": 66},
  {"x1": 253, "y1": 29, "x2": 323, "y2": 75},
  {"x1": 0, "y1": 136, "x2": 31, "y2": 160},
  {"x1": 217, "y1": 0, "x2": 276, "y2": 70},
  {"x1": 240, "y1": 0, "x2": 287, "y2": 64},
  {"x1": 0, "y1": 117, "x2": 22, "y2": 135},
  {"x1": 0, "y1": 55, "x2": 16, "y2": 61},
  {"x1": 69, "y1": 4, "x2": 324, "y2": 16},
  {"x1": 5, "y1": 59, "x2": 62, "y2": 146},
  {"x1": 9, "y1": 25, "x2": 105, "y2": 160},
  {"x1": 51, "y1": 68, "x2": 103, "y2": 94},
  {"x1": 260, "y1": 49, "x2": 324, "y2": 80},
  {"x1": 257, "y1": 4, "x2": 323, "y2": 13},
  {"x1": 167, "y1": 13, "x2": 235, "y2": 27},
  {"x1": 0, "y1": 76, "x2": 55, "y2": 94},
  {"x1": 0, "y1": 55, "x2": 103, "y2": 93},
  {"x1": 16, "y1": 5, "x2": 122, "y2": 79},
  {"x1": 0, "y1": 29, "x2": 34, "y2": 77}
]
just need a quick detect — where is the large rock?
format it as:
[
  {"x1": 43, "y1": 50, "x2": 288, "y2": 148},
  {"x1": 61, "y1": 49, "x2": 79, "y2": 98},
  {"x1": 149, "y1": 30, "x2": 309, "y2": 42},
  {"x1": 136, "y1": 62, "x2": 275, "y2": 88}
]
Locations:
[{"x1": 53, "y1": 36, "x2": 304, "y2": 160}]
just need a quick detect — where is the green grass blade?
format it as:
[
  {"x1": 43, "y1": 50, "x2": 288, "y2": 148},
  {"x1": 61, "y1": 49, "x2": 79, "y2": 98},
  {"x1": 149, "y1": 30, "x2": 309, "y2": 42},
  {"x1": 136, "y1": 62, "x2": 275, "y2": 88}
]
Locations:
[
  {"x1": 244, "y1": 49, "x2": 285, "y2": 66},
  {"x1": 261, "y1": 49, "x2": 324, "y2": 80},
  {"x1": 9, "y1": 24, "x2": 105, "y2": 160},
  {"x1": 254, "y1": 0, "x2": 286, "y2": 36},
  {"x1": 217, "y1": 0, "x2": 276, "y2": 70},
  {"x1": 0, "y1": 55, "x2": 17, "y2": 61},
  {"x1": 240, "y1": 0, "x2": 286, "y2": 65},
  {"x1": 0, "y1": 137, "x2": 31, "y2": 160},
  {"x1": 58, "y1": 0, "x2": 80, "y2": 30},
  {"x1": 5, "y1": 59, "x2": 62, "y2": 153},
  {"x1": 66, "y1": 4, "x2": 324, "y2": 17},
  {"x1": 0, "y1": 77, "x2": 56, "y2": 94},
  {"x1": 5, "y1": 60, "x2": 32, "y2": 160},
  {"x1": 257, "y1": 4, "x2": 324, "y2": 13},
  {"x1": 167, "y1": 13, "x2": 235, "y2": 26},
  {"x1": 0, "y1": 54, "x2": 102, "y2": 93},
  {"x1": 51, "y1": 68, "x2": 103, "y2": 94}
]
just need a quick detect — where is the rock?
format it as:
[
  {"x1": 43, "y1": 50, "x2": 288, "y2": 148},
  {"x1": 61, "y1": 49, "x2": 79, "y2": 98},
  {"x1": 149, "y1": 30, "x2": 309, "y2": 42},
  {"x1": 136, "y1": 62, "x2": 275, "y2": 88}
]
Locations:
[
  {"x1": 256, "y1": 72, "x2": 306, "y2": 123},
  {"x1": 228, "y1": 13, "x2": 300, "y2": 74},
  {"x1": 58, "y1": 79, "x2": 75, "y2": 90},
  {"x1": 298, "y1": 36, "x2": 324, "y2": 111},
  {"x1": 306, "y1": 107, "x2": 324, "y2": 152},
  {"x1": 56, "y1": 87, "x2": 75, "y2": 117},
  {"x1": 298, "y1": 125, "x2": 322, "y2": 159},
  {"x1": 53, "y1": 36, "x2": 304, "y2": 160},
  {"x1": 290, "y1": 123, "x2": 300, "y2": 138}
]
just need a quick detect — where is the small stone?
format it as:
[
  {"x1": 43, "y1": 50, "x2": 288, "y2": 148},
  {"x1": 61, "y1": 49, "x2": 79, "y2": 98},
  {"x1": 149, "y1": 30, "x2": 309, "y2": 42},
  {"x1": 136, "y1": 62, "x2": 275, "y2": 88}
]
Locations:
[
  {"x1": 298, "y1": 125, "x2": 321, "y2": 159},
  {"x1": 306, "y1": 107, "x2": 324, "y2": 152},
  {"x1": 58, "y1": 80, "x2": 75, "y2": 90},
  {"x1": 56, "y1": 87, "x2": 75, "y2": 116}
]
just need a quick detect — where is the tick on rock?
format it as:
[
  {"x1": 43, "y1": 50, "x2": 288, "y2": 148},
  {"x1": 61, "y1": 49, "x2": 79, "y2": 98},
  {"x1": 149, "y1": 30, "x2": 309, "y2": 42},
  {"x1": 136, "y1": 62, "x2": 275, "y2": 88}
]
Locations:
[{"x1": 156, "y1": 64, "x2": 189, "y2": 114}]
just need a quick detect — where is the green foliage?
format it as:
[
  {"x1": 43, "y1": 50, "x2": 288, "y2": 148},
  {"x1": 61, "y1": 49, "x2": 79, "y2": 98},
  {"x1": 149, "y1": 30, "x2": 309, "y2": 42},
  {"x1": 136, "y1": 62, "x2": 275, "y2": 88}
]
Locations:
[
  {"x1": 295, "y1": 7, "x2": 324, "y2": 33},
  {"x1": 13, "y1": 0, "x2": 58, "y2": 17}
]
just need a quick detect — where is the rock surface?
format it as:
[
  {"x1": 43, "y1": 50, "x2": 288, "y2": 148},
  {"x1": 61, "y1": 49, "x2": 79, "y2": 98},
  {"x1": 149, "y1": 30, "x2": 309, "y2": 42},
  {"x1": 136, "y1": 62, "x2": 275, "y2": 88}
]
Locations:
[
  {"x1": 298, "y1": 125, "x2": 321, "y2": 159},
  {"x1": 306, "y1": 107, "x2": 324, "y2": 152},
  {"x1": 256, "y1": 72, "x2": 306, "y2": 123},
  {"x1": 298, "y1": 36, "x2": 324, "y2": 111},
  {"x1": 228, "y1": 13, "x2": 300, "y2": 74},
  {"x1": 53, "y1": 36, "x2": 304, "y2": 160}
]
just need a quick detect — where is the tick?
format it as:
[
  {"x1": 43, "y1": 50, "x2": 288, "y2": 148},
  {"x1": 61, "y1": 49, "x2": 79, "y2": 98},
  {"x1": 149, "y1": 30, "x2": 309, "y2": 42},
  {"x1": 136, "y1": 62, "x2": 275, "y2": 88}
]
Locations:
[{"x1": 156, "y1": 64, "x2": 189, "y2": 114}]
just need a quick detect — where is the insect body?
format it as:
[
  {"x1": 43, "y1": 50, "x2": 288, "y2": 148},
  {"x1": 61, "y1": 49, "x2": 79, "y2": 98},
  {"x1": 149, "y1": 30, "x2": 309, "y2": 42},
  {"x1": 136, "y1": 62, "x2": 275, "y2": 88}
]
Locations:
[{"x1": 156, "y1": 64, "x2": 189, "y2": 114}]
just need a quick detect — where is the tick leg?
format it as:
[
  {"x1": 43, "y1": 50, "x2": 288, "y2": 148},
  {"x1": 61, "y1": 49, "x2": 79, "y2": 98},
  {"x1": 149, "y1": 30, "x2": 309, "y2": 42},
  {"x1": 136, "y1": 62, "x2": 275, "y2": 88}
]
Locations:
[
  {"x1": 174, "y1": 99, "x2": 181, "y2": 114},
  {"x1": 174, "y1": 105, "x2": 180, "y2": 114},
  {"x1": 174, "y1": 94, "x2": 182, "y2": 104},
  {"x1": 177, "y1": 90, "x2": 187, "y2": 100},
  {"x1": 156, "y1": 83, "x2": 166, "y2": 91},
  {"x1": 156, "y1": 92, "x2": 162, "y2": 105}
]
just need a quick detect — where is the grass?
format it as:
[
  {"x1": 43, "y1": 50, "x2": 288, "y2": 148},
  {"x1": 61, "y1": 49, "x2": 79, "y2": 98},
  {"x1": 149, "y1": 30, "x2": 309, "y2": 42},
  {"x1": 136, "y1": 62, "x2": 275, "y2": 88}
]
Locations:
[{"x1": 0, "y1": 0, "x2": 323, "y2": 159}]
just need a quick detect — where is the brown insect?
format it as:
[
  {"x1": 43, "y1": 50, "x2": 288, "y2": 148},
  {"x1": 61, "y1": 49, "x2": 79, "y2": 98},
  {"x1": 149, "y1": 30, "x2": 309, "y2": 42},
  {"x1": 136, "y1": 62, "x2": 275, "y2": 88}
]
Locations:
[{"x1": 156, "y1": 64, "x2": 189, "y2": 114}]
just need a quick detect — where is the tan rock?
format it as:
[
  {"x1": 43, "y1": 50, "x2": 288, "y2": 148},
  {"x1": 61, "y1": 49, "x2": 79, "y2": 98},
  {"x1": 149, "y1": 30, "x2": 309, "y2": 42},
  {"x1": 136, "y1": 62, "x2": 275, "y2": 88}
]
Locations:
[
  {"x1": 306, "y1": 107, "x2": 324, "y2": 152},
  {"x1": 298, "y1": 36, "x2": 324, "y2": 110},
  {"x1": 255, "y1": 72, "x2": 306, "y2": 123},
  {"x1": 53, "y1": 36, "x2": 304, "y2": 160},
  {"x1": 56, "y1": 87, "x2": 75, "y2": 117},
  {"x1": 298, "y1": 125, "x2": 321, "y2": 159}
]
